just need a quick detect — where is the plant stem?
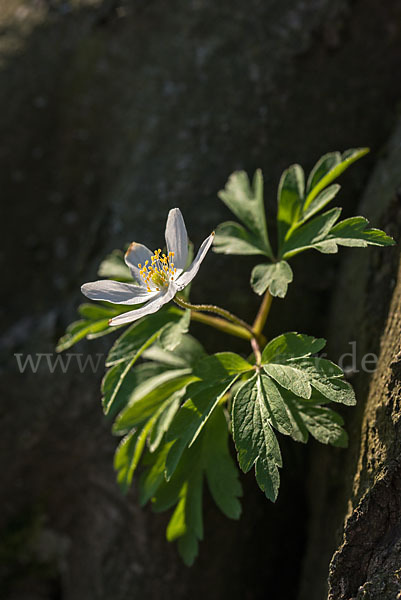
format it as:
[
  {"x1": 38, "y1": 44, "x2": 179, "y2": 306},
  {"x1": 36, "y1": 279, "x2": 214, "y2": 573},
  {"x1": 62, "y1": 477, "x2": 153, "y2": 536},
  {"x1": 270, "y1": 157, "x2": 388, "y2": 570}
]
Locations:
[
  {"x1": 189, "y1": 311, "x2": 253, "y2": 341},
  {"x1": 174, "y1": 295, "x2": 255, "y2": 338},
  {"x1": 174, "y1": 295, "x2": 266, "y2": 357},
  {"x1": 251, "y1": 337, "x2": 262, "y2": 366},
  {"x1": 253, "y1": 290, "x2": 273, "y2": 338}
]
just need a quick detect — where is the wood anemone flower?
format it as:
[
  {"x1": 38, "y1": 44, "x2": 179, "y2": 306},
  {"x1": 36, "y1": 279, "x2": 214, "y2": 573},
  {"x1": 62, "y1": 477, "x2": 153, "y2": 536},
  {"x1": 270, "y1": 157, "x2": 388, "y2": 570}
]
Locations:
[{"x1": 81, "y1": 208, "x2": 215, "y2": 325}]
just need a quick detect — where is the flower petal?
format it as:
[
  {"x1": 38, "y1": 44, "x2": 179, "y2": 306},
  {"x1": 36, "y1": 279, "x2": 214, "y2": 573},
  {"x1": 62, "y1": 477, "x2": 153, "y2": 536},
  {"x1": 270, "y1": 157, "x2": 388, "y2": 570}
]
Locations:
[
  {"x1": 165, "y1": 208, "x2": 188, "y2": 275},
  {"x1": 108, "y1": 285, "x2": 176, "y2": 326},
  {"x1": 175, "y1": 232, "x2": 215, "y2": 291},
  {"x1": 124, "y1": 243, "x2": 153, "y2": 286},
  {"x1": 81, "y1": 280, "x2": 158, "y2": 305}
]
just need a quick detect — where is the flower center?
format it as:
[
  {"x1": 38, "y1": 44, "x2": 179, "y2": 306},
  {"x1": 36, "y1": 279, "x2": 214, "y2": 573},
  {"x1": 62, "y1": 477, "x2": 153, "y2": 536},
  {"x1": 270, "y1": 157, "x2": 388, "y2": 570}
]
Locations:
[{"x1": 138, "y1": 249, "x2": 176, "y2": 292}]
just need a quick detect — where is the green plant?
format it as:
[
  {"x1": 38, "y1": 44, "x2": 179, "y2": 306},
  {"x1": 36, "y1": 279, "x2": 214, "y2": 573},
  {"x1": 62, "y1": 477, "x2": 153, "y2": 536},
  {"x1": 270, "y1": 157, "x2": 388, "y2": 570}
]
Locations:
[{"x1": 57, "y1": 148, "x2": 394, "y2": 565}]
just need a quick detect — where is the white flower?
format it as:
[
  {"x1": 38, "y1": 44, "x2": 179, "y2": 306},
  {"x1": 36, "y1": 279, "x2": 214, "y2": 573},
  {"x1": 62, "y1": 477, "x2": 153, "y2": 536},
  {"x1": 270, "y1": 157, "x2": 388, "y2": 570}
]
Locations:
[{"x1": 81, "y1": 208, "x2": 215, "y2": 326}]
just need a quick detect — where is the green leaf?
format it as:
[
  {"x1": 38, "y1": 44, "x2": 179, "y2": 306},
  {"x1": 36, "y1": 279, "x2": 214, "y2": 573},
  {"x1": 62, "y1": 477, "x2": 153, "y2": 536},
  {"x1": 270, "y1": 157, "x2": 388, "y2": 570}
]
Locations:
[
  {"x1": 280, "y1": 207, "x2": 342, "y2": 259},
  {"x1": 141, "y1": 406, "x2": 242, "y2": 566},
  {"x1": 301, "y1": 184, "x2": 341, "y2": 223},
  {"x1": 261, "y1": 332, "x2": 326, "y2": 363},
  {"x1": 139, "y1": 441, "x2": 174, "y2": 506},
  {"x1": 114, "y1": 429, "x2": 139, "y2": 493},
  {"x1": 178, "y1": 532, "x2": 199, "y2": 567},
  {"x1": 148, "y1": 392, "x2": 182, "y2": 453},
  {"x1": 106, "y1": 307, "x2": 182, "y2": 366},
  {"x1": 114, "y1": 405, "x2": 174, "y2": 494},
  {"x1": 277, "y1": 387, "x2": 348, "y2": 446},
  {"x1": 193, "y1": 352, "x2": 253, "y2": 382},
  {"x1": 142, "y1": 334, "x2": 206, "y2": 368},
  {"x1": 293, "y1": 358, "x2": 355, "y2": 405},
  {"x1": 263, "y1": 356, "x2": 355, "y2": 405},
  {"x1": 281, "y1": 212, "x2": 394, "y2": 260},
  {"x1": 102, "y1": 361, "x2": 167, "y2": 417},
  {"x1": 304, "y1": 148, "x2": 369, "y2": 211},
  {"x1": 232, "y1": 374, "x2": 282, "y2": 501},
  {"x1": 262, "y1": 363, "x2": 312, "y2": 399},
  {"x1": 123, "y1": 367, "x2": 193, "y2": 415},
  {"x1": 56, "y1": 300, "x2": 130, "y2": 351},
  {"x1": 104, "y1": 309, "x2": 188, "y2": 426},
  {"x1": 56, "y1": 302, "x2": 130, "y2": 352},
  {"x1": 56, "y1": 318, "x2": 110, "y2": 352},
  {"x1": 258, "y1": 375, "x2": 293, "y2": 436},
  {"x1": 159, "y1": 310, "x2": 191, "y2": 352},
  {"x1": 165, "y1": 378, "x2": 237, "y2": 480},
  {"x1": 203, "y1": 409, "x2": 242, "y2": 520},
  {"x1": 250, "y1": 261, "x2": 293, "y2": 298},
  {"x1": 98, "y1": 249, "x2": 132, "y2": 281},
  {"x1": 277, "y1": 164, "x2": 305, "y2": 248},
  {"x1": 167, "y1": 475, "x2": 203, "y2": 543},
  {"x1": 113, "y1": 370, "x2": 196, "y2": 433},
  {"x1": 274, "y1": 149, "x2": 393, "y2": 261},
  {"x1": 282, "y1": 396, "x2": 309, "y2": 443},
  {"x1": 163, "y1": 468, "x2": 202, "y2": 566},
  {"x1": 306, "y1": 152, "x2": 341, "y2": 194},
  {"x1": 216, "y1": 169, "x2": 273, "y2": 257},
  {"x1": 77, "y1": 303, "x2": 117, "y2": 320},
  {"x1": 295, "y1": 403, "x2": 348, "y2": 447},
  {"x1": 322, "y1": 216, "x2": 395, "y2": 249},
  {"x1": 213, "y1": 221, "x2": 269, "y2": 256}
]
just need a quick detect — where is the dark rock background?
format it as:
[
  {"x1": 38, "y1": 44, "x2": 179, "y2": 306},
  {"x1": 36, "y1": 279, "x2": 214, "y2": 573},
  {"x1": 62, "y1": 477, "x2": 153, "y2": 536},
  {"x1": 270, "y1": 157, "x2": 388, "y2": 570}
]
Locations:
[{"x1": 1, "y1": 1, "x2": 401, "y2": 598}]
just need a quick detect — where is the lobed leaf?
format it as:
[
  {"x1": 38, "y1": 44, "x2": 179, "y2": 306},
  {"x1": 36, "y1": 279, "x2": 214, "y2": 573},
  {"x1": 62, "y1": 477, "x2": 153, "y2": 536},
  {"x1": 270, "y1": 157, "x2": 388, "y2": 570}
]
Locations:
[
  {"x1": 148, "y1": 393, "x2": 182, "y2": 453},
  {"x1": 281, "y1": 214, "x2": 395, "y2": 260},
  {"x1": 159, "y1": 310, "x2": 191, "y2": 352},
  {"x1": 304, "y1": 148, "x2": 369, "y2": 210},
  {"x1": 323, "y1": 216, "x2": 395, "y2": 249},
  {"x1": 277, "y1": 164, "x2": 305, "y2": 248},
  {"x1": 102, "y1": 360, "x2": 167, "y2": 417},
  {"x1": 139, "y1": 442, "x2": 174, "y2": 506},
  {"x1": 115, "y1": 405, "x2": 177, "y2": 495},
  {"x1": 306, "y1": 152, "x2": 341, "y2": 194},
  {"x1": 219, "y1": 170, "x2": 272, "y2": 252},
  {"x1": 114, "y1": 429, "x2": 140, "y2": 493},
  {"x1": 105, "y1": 333, "x2": 178, "y2": 421},
  {"x1": 301, "y1": 184, "x2": 340, "y2": 223},
  {"x1": 113, "y1": 370, "x2": 196, "y2": 433},
  {"x1": 165, "y1": 378, "x2": 238, "y2": 480},
  {"x1": 293, "y1": 402, "x2": 348, "y2": 447},
  {"x1": 213, "y1": 221, "x2": 268, "y2": 256},
  {"x1": 193, "y1": 352, "x2": 253, "y2": 382},
  {"x1": 140, "y1": 407, "x2": 242, "y2": 565},
  {"x1": 274, "y1": 384, "x2": 341, "y2": 444},
  {"x1": 263, "y1": 356, "x2": 355, "y2": 406},
  {"x1": 56, "y1": 303, "x2": 127, "y2": 352},
  {"x1": 262, "y1": 363, "x2": 312, "y2": 399},
  {"x1": 56, "y1": 318, "x2": 112, "y2": 352},
  {"x1": 203, "y1": 410, "x2": 243, "y2": 520},
  {"x1": 280, "y1": 207, "x2": 341, "y2": 259},
  {"x1": 142, "y1": 334, "x2": 206, "y2": 368},
  {"x1": 106, "y1": 307, "x2": 182, "y2": 366},
  {"x1": 261, "y1": 332, "x2": 326, "y2": 363},
  {"x1": 250, "y1": 261, "x2": 293, "y2": 298},
  {"x1": 232, "y1": 374, "x2": 282, "y2": 501}
]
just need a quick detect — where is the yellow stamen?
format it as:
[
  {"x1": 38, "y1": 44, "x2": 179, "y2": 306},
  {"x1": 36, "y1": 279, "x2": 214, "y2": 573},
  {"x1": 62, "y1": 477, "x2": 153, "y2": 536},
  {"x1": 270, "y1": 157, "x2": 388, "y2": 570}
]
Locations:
[{"x1": 137, "y1": 247, "x2": 177, "y2": 291}]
